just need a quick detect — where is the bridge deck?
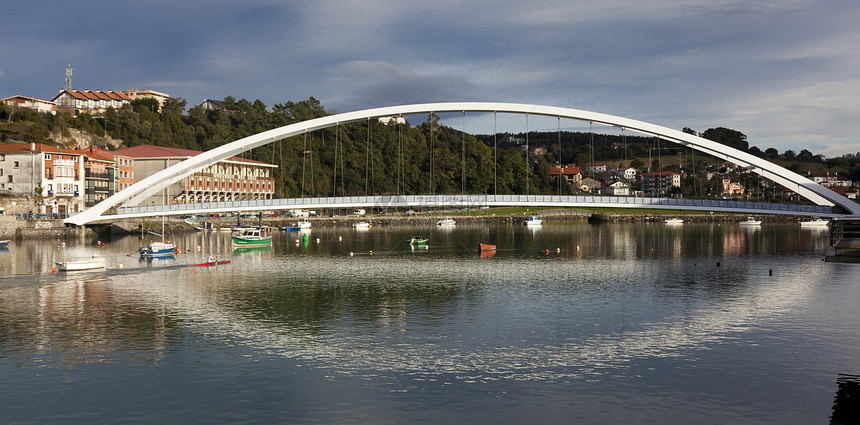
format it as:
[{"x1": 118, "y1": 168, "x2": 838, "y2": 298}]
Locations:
[{"x1": 75, "y1": 195, "x2": 835, "y2": 223}]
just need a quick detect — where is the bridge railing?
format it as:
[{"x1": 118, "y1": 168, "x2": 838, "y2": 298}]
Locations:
[{"x1": 116, "y1": 194, "x2": 834, "y2": 217}]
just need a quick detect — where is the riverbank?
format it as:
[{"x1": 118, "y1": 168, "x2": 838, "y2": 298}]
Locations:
[{"x1": 102, "y1": 208, "x2": 821, "y2": 235}]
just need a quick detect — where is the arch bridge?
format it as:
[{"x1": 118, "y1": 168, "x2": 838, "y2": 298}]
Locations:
[{"x1": 65, "y1": 102, "x2": 860, "y2": 225}]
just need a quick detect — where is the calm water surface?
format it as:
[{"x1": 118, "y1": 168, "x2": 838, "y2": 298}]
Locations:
[{"x1": 0, "y1": 222, "x2": 857, "y2": 424}]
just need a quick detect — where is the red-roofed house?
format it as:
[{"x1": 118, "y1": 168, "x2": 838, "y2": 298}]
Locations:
[
  {"x1": 51, "y1": 89, "x2": 132, "y2": 115},
  {"x1": 113, "y1": 145, "x2": 277, "y2": 206},
  {"x1": 2, "y1": 95, "x2": 57, "y2": 115},
  {"x1": 0, "y1": 143, "x2": 85, "y2": 215},
  {"x1": 550, "y1": 164, "x2": 582, "y2": 185}
]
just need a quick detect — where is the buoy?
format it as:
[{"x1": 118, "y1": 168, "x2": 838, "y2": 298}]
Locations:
[
  {"x1": 556, "y1": 248, "x2": 560, "y2": 253},
  {"x1": 349, "y1": 252, "x2": 354, "y2": 257},
  {"x1": 52, "y1": 268, "x2": 57, "y2": 274},
  {"x1": 369, "y1": 250, "x2": 373, "y2": 256},
  {"x1": 545, "y1": 249, "x2": 549, "y2": 254},
  {"x1": 316, "y1": 238, "x2": 320, "y2": 243}
]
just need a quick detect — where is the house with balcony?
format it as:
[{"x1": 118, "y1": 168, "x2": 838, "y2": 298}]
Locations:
[
  {"x1": 51, "y1": 89, "x2": 132, "y2": 116},
  {"x1": 642, "y1": 171, "x2": 681, "y2": 196},
  {"x1": 74, "y1": 147, "x2": 117, "y2": 207},
  {"x1": 0, "y1": 143, "x2": 85, "y2": 215},
  {"x1": 2, "y1": 95, "x2": 57, "y2": 115},
  {"x1": 113, "y1": 145, "x2": 277, "y2": 206}
]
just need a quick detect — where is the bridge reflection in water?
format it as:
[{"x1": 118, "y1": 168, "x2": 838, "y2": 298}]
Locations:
[{"x1": 107, "y1": 194, "x2": 834, "y2": 221}]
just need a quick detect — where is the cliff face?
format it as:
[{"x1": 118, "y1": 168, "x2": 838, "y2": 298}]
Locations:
[{"x1": 51, "y1": 128, "x2": 123, "y2": 149}]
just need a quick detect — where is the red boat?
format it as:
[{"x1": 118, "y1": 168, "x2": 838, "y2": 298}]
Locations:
[
  {"x1": 477, "y1": 243, "x2": 496, "y2": 251},
  {"x1": 189, "y1": 260, "x2": 232, "y2": 267}
]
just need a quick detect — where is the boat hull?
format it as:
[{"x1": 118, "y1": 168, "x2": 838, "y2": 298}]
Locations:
[
  {"x1": 56, "y1": 257, "x2": 106, "y2": 271},
  {"x1": 232, "y1": 236, "x2": 273, "y2": 247},
  {"x1": 478, "y1": 243, "x2": 496, "y2": 251}
]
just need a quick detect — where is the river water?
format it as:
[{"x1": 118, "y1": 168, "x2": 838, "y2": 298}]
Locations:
[{"x1": 0, "y1": 222, "x2": 858, "y2": 424}]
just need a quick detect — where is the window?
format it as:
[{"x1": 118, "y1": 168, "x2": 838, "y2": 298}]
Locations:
[
  {"x1": 7, "y1": 176, "x2": 11, "y2": 183},
  {"x1": 13, "y1": 161, "x2": 19, "y2": 169},
  {"x1": 45, "y1": 154, "x2": 52, "y2": 160}
]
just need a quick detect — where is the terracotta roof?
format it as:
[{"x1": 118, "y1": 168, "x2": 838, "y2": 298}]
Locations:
[
  {"x1": 550, "y1": 166, "x2": 581, "y2": 175},
  {"x1": 73, "y1": 146, "x2": 116, "y2": 162},
  {"x1": 643, "y1": 171, "x2": 680, "y2": 176},
  {"x1": 0, "y1": 143, "x2": 84, "y2": 156},
  {"x1": 114, "y1": 145, "x2": 275, "y2": 166},
  {"x1": 89, "y1": 90, "x2": 111, "y2": 101}
]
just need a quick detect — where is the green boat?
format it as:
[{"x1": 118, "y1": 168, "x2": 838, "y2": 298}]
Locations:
[
  {"x1": 232, "y1": 228, "x2": 273, "y2": 247},
  {"x1": 409, "y1": 236, "x2": 429, "y2": 246}
]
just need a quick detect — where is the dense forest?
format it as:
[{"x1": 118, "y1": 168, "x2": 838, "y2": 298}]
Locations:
[{"x1": 1, "y1": 97, "x2": 858, "y2": 201}]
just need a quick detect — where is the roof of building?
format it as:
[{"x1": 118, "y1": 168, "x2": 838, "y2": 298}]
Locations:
[
  {"x1": 2, "y1": 95, "x2": 56, "y2": 104},
  {"x1": 51, "y1": 89, "x2": 133, "y2": 103},
  {"x1": 550, "y1": 165, "x2": 581, "y2": 176},
  {"x1": 0, "y1": 142, "x2": 84, "y2": 156},
  {"x1": 113, "y1": 145, "x2": 275, "y2": 167},
  {"x1": 643, "y1": 171, "x2": 680, "y2": 176}
]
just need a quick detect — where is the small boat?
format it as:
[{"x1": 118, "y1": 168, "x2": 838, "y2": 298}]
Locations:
[
  {"x1": 409, "y1": 236, "x2": 429, "y2": 246},
  {"x1": 478, "y1": 243, "x2": 496, "y2": 251},
  {"x1": 0, "y1": 240, "x2": 9, "y2": 247},
  {"x1": 281, "y1": 226, "x2": 301, "y2": 232},
  {"x1": 297, "y1": 219, "x2": 312, "y2": 229},
  {"x1": 523, "y1": 216, "x2": 543, "y2": 226},
  {"x1": 140, "y1": 241, "x2": 178, "y2": 257},
  {"x1": 353, "y1": 221, "x2": 371, "y2": 229},
  {"x1": 189, "y1": 260, "x2": 232, "y2": 267},
  {"x1": 232, "y1": 228, "x2": 273, "y2": 247},
  {"x1": 664, "y1": 218, "x2": 684, "y2": 224},
  {"x1": 56, "y1": 256, "x2": 106, "y2": 271},
  {"x1": 800, "y1": 217, "x2": 829, "y2": 227},
  {"x1": 436, "y1": 217, "x2": 456, "y2": 227},
  {"x1": 738, "y1": 217, "x2": 762, "y2": 226}
]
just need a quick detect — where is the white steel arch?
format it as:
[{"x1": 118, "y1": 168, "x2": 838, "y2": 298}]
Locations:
[{"x1": 65, "y1": 102, "x2": 860, "y2": 225}]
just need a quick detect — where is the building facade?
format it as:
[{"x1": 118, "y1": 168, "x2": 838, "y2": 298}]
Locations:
[
  {"x1": 0, "y1": 143, "x2": 85, "y2": 215},
  {"x1": 550, "y1": 164, "x2": 582, "y2": 185},
  {"x1": 2, "y1": 95, "x2": 57, "y2": 115},
  {"x1": 51, "y1": 89, "x2": 132, "y2": 116},
  {"x1": 113, "y1": 145, "x2": 277, "y2": 206},
  {"x1": 642, "y1": 171, "x2": 681, "y2": 196}
]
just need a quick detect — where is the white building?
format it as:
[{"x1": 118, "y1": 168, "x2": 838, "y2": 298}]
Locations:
[
  {"x1": 51, "y1": 89, "x2": 132, "y2": 116},
  {"x1": 0, "y1": 143, "x2": 85, "y2": 215},
  {"x1": 2, "y1": 95, "x2": 57, "y2": 115},
  {"x1": 610, "y1": 181, "x2": 630, "y2": 196}
]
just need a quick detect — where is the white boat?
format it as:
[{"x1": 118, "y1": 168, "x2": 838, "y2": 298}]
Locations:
[
  {"x1": 436, "y1": 217, "x2": 456, "y2": 227},
  {"x1": 738, "y1": 217, "x2": 762, "y2": 226},
  {"x1": 664, "y1": 218, "x2": 684, "y2": 224},
  {"x1": 800, "y1": 217, "x2": 829, "y2": 227},
  {"x1": 523, "y1": 216, "x2": 544, "y2": 226},
  {"x1": 297, "y1": 219, "x2": 312, "y2": 229},
  {"x1": 56, "y1": 256, "x2": 106, "y2": 271},
  {"x1": 353, "y1": 221, "x2": 371, "y2": 229},
  {"x1": 140, "y1": 241, "x2": 178, "y2": 257}
]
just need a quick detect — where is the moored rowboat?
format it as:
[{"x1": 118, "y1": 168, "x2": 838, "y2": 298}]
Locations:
[{"x1": 478, "y1": 243, "x2": 496, "y2": 251}]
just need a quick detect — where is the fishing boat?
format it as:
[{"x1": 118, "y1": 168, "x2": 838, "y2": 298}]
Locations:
[
  {"x1": 523, "y1": 216, "x2": 543, "y2": 226},
  {"x1": 139, "y1": 241, "x2": 178, "y2": 257},
  {"x1": 664, "y1": 218, "x2": 684, "y2": 224},
  {"x1": 436, "y1": 217, "x2": 456, "y2": 227},
  {"x1": 0, "y1": 240, "x2": 9, "y2": 247},
  {"x1": 409, "y1": 236, "x2": 429, "y2": 246},
  {"x1": 478, "y1": 243, "x2": 496, "y2": 251},
  {"x1": 55, "y1": 256, "x2": 107, "y2": 271},
  {"x1": 738, "y1": 217, "x2": 762, "y2": 226},
  {"x1": 297, "y1": 219, "x2": 312, "y2": 229},
  {"x1": 353, "y1": 221, "x2": 371, "y2": 229},
  {"x1": 800, "y1": 217, "x2": 829, "y2": 227},
  {"x1": 232, "y1": 228, "x2": 272, "y2": 247}
]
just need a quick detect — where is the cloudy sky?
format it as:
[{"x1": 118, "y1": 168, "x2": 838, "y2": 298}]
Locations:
[{"x1": 2, "y1": 0, "x2": 859, "y2": 156}]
